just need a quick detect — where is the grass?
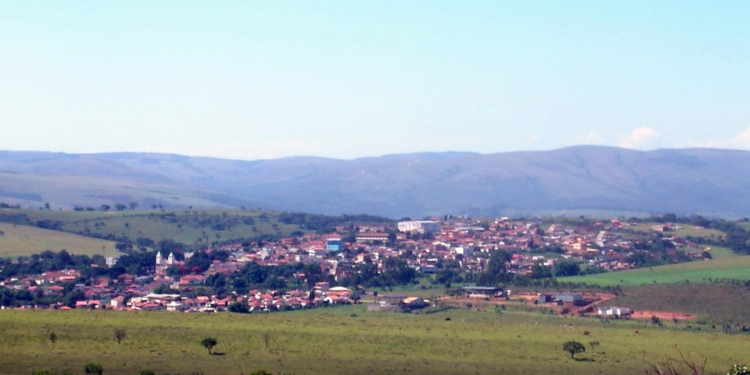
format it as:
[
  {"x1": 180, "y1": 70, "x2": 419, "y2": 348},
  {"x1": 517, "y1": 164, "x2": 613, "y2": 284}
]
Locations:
[
  {"x1": 0, "y1": 209, "x2": 308, "y2": 246},
  {"x1": 559, "y1": 247, "x2": 750, "y2": 286},
  {"x1": 0, "y1": 223, "x2": 119, "y2": 258},
  {"x1": 608, "y1": 282, "x2": 750, "y2": 326},
  {"x1": 626, "y1": 222, "x2": 725, "y2": 239},
  {"x1": 0, "y1": 307, "x2": 748, "y2": 375}
]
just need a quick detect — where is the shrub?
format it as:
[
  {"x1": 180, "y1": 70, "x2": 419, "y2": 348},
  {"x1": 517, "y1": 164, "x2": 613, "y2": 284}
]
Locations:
[{"x1": 83, "y1": 363, "x2": 103, "y2": 375}]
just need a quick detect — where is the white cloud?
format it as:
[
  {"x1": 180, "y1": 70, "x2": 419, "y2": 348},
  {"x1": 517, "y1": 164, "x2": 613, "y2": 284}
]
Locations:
[
  {"x1": 704, "y1": 127, "x2": 750, "y2": 150},
  {"x1": 576, "y1": 132, "x2": 603, "y2": 145},
  {"x1": 618, "y1": 127, "x2": 660, "y2": 149}
]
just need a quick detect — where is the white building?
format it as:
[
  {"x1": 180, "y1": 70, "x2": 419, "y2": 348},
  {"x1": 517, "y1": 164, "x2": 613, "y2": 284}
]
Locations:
[
  {"x1": 397, "y1": 220, "x2": 441, "y2": 234},
  {"x1": 155, "y1": 251, "x2": 176, "y2": 275},
  {"x1": 597, "y1": 307, "x2": 631, "y2": 317}
]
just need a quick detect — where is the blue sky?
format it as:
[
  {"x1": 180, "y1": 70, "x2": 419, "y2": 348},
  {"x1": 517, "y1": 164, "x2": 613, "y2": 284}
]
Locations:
[{"x1": 1, "y1": 1, "x2": 749, "y2": 160}]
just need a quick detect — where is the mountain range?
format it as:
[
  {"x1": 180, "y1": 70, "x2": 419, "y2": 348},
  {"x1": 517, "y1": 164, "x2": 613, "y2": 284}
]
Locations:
[{"x1": 1, "y1": 146, "x2": 749, "y2": 218}]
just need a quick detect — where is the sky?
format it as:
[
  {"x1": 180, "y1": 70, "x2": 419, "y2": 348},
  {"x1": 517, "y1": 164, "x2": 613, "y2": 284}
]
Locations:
[{"x1": 1, "y1": 1, "x2": 749, "y2": 160}]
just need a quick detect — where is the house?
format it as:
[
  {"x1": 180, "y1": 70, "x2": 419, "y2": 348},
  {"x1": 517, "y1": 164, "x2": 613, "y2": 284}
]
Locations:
[
  {"x1": 400, "y1": 297, "x2": 429, "y2": 309},
  {"x1": 597, "y1": 306, "x2": 631, "y2": 317},
  {"x1": 552, "y1": 293, "x2": 584, "y2": 305},
  {"x1": 461, "y1": 286, "x2": 504, "y2": 299},
  {"x1": 326, "y1": 236, "x2": 344, "y2": 252}
]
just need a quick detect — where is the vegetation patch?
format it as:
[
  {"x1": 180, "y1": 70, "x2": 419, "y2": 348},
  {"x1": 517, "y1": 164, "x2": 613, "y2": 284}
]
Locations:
[
  {"x1": 559, "y1": 247, "x2": 750, "y2": 286},
  {"x1": 2, "y1": 308, "x2": 750, "y2": 375},
  {"x1": 0, "y1": 222, "x2": 119, "y2": 258},
  {"x1": 609, "y1": 282, "x2": 750, "y2": 328}
]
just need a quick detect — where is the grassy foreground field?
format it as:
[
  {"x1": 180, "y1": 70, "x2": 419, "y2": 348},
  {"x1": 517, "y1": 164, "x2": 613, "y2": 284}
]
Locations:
[
  {"x1": 1, "y1": 307, "x2": 748, "y2": 375},
  {"x1": 559, "y1": 247, "x2": 750, "y2": 286},
  {"x1": 0, "y1": 223, "x2": 119, "y2": 257}
]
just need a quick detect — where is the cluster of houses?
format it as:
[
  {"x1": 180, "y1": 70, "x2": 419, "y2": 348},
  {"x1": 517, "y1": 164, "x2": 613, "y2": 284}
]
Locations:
[{"x1": 1, "y1": 217, "x2": 698, "y2": 313}]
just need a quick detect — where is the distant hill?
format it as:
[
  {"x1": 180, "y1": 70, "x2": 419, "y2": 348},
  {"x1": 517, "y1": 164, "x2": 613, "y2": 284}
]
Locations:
[
  {"x1": 2, "y1": 146, "x2": 750, "y2": 218},
  {"x1": 0, "y1": 222, "x2": 119, "y2": 258}
]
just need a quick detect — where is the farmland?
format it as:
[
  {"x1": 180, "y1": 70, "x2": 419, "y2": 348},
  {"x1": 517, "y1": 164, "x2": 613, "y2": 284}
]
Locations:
[
  {"x1": 1, "y1": 307, "x2": 748, "y2": 375},
  {"x1": 608, "y1": 282, "x2": 750, "y2": 327},
  {"x1": 0, "y1": 222, "x2": 119, "y2": 258},
  {"x1": 559, "y1": 247, "x2": 750, "y2": 286},
  {"x1": 626, "y1": 222, "x2": 726, "y2": 239},
  {"x1": 0, "y1": 209, "x2": 310, "y2": 246}
]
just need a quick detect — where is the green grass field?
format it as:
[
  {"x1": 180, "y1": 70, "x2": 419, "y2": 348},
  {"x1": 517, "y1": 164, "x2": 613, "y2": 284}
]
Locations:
[
  {"x1": 608, "y1": 282, "x2": 750, "y2": 326},
  {"x1": 0, "y1": 223, "x2": 119, "y2": 258},
  {"x1": 559, "y1": 247, "x2": 750, "y2": 286},
  {"x1": 0, "y1": 307, "x2": 747, "y2": 375},
  {"x1": 0, "y1": 209, "x2": 308, "y2": 246},
  {"x1": 626, "y1": 222, "x2": 725, "y2": 239}
]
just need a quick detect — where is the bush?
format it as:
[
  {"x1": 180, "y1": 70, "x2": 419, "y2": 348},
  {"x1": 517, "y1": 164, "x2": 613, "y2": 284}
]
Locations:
[{"x1": 84, "y1": 363, "x2": 103, "y2": 375}]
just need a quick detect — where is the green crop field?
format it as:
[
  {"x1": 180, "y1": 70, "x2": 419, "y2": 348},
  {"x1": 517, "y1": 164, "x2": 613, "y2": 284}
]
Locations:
[
  {"x1": 0, "y1": 223, "x2": 119, "y2": 258},
  {"x1": 0, "y1": 209, "x2": 310, "y2": 245},
  {"x1": 608, "y1": 282, "x2": 750, "y2": 326},
  {"x1": 559, "y1": 247, "x2": 750, "y2": 286},
  {"x1": 624, "y1": 222, "x2": 725, "y2": 239},
  {"x1": 0, "y1": 307, "x2": 747, "y2": 375}
]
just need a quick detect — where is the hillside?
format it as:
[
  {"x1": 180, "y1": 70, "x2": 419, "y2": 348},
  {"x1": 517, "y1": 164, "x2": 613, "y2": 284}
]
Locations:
[
  {"x1": 2, "y1": 146, "x2": 750, "y2": 218},
  {"x1": 558, "y1": 247, "x2": 750, "y2": 286},
  {"x1": 0, "y1": 222, "x2": 119, "y2": 257},
  {"x1": 0, "y1": 209, "x2": 332, "y2": 247}
]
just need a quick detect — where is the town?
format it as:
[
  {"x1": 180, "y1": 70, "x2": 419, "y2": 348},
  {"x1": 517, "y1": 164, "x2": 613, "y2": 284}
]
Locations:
[{"x1": 0, "y1": 215, "x2": 710, "y2": 316}]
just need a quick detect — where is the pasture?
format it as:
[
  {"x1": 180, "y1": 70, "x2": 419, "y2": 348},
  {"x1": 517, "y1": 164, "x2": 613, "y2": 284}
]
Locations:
[
  {"x1": 0, "y1": 307, "x2": 748, "y2": 375},
  {"x1": 608, "y1": 282, "x2": 750, "y2": 327},
  {"x1": 625, "y1": 222, "x2": 725, "y2": 239},
  {"x1": 559, "y1": 247, "x2": 750, "y2": 286},
  {"x1": 0, "y1": 222, "x2": 119, "y2": 258},
  {"x1": 0, "y1": 209, "x2": 308, "y2": 245}
]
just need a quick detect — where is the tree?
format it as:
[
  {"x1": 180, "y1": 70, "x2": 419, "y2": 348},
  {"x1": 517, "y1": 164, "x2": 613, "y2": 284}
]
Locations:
[
  {"x1": 530, "y1": 264, "x2": 554, "y2": 279},
  {"x1": 563, "y1": 340, "x2": 585, "y2": 359},
  {"x1": 201, "y1": 337, "x2": 218, "y2": 355},
  {"x1": 555, "y1": 259, "x2": 581, "y2": 277},
  {"x1": 83, "y1": 363, "x2": 103, "y2": 375},
  {"x1": 477, "y1": 250, "x2": 512, "y2": 286},
  {"x1": 114, "y1": 328, "x2": 126, "y2": 344},
  {"x1": 228, "y1": 301, "x2": 249, "y2": 314}
]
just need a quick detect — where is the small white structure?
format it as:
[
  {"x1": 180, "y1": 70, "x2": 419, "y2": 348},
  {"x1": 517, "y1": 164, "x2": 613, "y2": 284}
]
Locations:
[{"x1": 597, "y1": 306, "x2": 631, "y2": 317}]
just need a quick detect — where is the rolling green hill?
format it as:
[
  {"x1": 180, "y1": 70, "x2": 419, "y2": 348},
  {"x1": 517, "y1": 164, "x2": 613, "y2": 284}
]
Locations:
[
  {"x1": 0, "y1": 209, "x2": 313, "y2": 246},
  {"x1": 560, "y1": 247, "x2": 750, "y2": 286},
  {"x1": 0, "y1": 222, "x2": 119, "y2": 257}
]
